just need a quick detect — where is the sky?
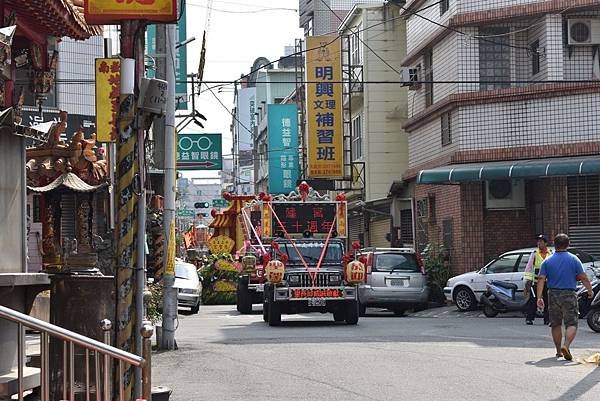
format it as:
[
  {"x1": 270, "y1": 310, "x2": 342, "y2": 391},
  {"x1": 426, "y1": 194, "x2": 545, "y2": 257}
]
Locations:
[{"x1": 180, "y1": 0, "x2": 304, "y2": 179}]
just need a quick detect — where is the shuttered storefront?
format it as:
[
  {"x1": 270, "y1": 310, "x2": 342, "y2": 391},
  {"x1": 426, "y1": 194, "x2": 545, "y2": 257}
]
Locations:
[
  {"x1": 568, "y1": 175, "x2": 600, "y2": 258},
  {"x1": 348, "y1": 213, "x2": 364, "y2": 247},
  {"x1": 369, "y1": 217, "x2": 391, "y2": 248}
]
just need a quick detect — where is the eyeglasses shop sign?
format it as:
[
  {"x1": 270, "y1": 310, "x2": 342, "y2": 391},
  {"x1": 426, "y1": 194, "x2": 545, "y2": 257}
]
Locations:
[{"x1": 177, "y1": 133, "x2": 223, "y2": 170}]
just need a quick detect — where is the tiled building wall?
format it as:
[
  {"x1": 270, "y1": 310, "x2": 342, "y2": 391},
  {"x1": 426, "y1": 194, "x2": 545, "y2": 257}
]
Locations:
[
  {"x1": 57, "y1": 36, "x2": 103, "y2": 116},
  {"x1": 407, "y1": 109, "x2": 458, "y2": 168},
  {"x1": 405, "y1": 0, "x2": 458, "y2": 55},
  {"x1": 458, "y1": 0, "x2": 546, "y2": 13}
]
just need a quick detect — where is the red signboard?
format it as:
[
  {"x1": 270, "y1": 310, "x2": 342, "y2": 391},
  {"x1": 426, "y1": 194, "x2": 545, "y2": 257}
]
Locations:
[
  {"x1": 292, "y1": 288, "x2": 343, "y2": 299},
  {"x1": 84, "y1": 0, "x2": 178, "y2": 24}
]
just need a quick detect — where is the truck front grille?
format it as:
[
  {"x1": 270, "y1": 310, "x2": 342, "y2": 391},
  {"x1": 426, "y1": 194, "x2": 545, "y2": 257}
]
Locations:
[{"x1": 286, "y1": 272, "x2": 339, "y2": 287}]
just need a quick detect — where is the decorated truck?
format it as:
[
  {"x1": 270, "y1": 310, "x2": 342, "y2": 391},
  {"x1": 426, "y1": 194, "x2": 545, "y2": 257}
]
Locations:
[{"x1": 237, "y1": 183, "x2": 366, "y2": 326}]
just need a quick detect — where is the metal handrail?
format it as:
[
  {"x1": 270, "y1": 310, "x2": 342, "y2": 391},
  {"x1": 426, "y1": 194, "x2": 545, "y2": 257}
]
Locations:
[
  {"x1": 0, "y1": 304, "x2": 153, "y2": 401},
  {"x1": 0, "y1": 305, "x2": 143, "y2": 366}
]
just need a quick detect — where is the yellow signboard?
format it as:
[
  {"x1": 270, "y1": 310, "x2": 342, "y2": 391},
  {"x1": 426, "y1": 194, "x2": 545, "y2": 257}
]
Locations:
[
  {"x1": 95, "y1": 58, "x2": 120, "y2": 142},
  {"x1": 165, "y1": 219, "x2": 176, "y2": 275},
  {"x1": 208, "y1": 235, "x2": 235, "y2": 255},
  {"x1": 306, "y1": 36, "x2": 344, "y2": 179},
  {"x1": 85, "y1": 0, "x2": 177, "y2": 24}
]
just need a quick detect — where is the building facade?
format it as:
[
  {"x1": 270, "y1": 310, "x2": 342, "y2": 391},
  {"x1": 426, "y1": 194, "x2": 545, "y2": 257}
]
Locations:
[
  {"x1": 339, "y1": 3, "x2": 410, "y2": 248},
  {"x1": 401, "y1": 0, "x2": 600, "y2": 275},
  {"x1": 299, "y1": 0, "x2": 382, "y2": 36}
]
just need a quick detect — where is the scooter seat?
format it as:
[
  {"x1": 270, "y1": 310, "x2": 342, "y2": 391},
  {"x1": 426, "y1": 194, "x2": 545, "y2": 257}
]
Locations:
[{"x1": 490, "y1": 280, "x2": 518, "y2": 291}]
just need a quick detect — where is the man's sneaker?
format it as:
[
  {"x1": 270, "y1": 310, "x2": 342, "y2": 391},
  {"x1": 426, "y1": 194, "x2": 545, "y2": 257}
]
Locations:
[{"x1": 526, "y1": 320, "x2": 533, "y2": 325}]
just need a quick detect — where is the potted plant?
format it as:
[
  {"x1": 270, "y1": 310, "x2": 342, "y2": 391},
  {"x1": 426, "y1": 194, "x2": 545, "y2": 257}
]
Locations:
[{"x1": 145, "y1": 282, "x2": 163, "y2": 346}]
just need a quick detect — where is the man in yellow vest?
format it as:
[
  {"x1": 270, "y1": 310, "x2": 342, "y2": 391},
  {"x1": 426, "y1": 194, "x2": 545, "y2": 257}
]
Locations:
[{"x1": 524, "y1": 234, "x2": 553, "y2": 325}]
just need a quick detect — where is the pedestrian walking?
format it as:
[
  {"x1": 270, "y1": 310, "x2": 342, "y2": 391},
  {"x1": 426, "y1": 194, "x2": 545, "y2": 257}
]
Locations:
[
  {"x1": 536, "y1": 233, "x2": 594, "y2": 360},
  {"x1": 523, "y1": 234, "x2": 552, "y2": 325}
]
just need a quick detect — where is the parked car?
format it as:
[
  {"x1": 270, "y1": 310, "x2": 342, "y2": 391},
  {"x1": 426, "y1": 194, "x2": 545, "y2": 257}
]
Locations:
[
  {"x1": 445, "y1": 247, "x2": 599, "y2": 311},
  {"x1": 175, "y1": 260, "x2": 202, "y2": 314},
  {"x1": 358, "y1": 247, "x2": 429, "y2": 316}
]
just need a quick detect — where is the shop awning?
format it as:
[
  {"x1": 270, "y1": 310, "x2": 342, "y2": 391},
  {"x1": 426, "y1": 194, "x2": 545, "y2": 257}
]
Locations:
[{"x1": 417, "y1": 156, "x2": 600, "y2": 184}]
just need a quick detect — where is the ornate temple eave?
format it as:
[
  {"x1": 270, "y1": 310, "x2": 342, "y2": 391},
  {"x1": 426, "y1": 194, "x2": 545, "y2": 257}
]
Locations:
[{"x1": 27, "y1": 171, "x2": 107, "y2": 193}]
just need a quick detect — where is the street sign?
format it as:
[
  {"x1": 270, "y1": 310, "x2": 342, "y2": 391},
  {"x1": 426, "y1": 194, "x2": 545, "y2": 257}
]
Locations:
[
  {"x1": 177, "y1": 209, "x2": 195, "y2": 217},
  {"x1": 212, "y1": 199, "x2": 229, "y2": 208},
  {"x1": 176, "y1": 133, "x2": 222, "y2": 170}
]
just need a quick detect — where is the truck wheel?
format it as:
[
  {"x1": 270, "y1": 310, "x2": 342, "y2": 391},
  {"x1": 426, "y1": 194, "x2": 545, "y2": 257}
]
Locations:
[
  {"x1": 345, "y1": 300, "x2": 359, "y2": 325},
  {"x1": 262, "y1": 301, "x2": 269, "y2": 322},
  {"x1": 268, "y1": 301, "x2": 281, "y2": 326},
  {"x1": 333, "y1": 310, "x2": 345, "y2": 322},
  {"x1": 237, "y1": 281, "x2": 253, "y2": 314},
  {"x1": 359, "y1": 301, "x2": 367, "y2": 317}
]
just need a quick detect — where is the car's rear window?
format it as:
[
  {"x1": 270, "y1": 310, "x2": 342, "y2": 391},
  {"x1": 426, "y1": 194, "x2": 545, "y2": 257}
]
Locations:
[
  {"x1": 373, "y1": 253, "x2": 418, "y2": 272},
  {"x1": 568, "y1": 249, "x2": 594, "y2": 264}
]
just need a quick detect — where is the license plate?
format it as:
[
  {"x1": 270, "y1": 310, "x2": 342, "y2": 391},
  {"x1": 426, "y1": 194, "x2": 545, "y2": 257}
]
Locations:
[
  {"x1": 308, "y1": 298, "x2": 326, "y2": 307},
  {"x1": 390, "y1": 279, "x2": 409, "y2": 287}
]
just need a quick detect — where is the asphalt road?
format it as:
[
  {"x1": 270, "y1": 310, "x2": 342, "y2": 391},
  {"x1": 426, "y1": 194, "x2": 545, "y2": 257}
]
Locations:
[{"x1": 152, "y1": 305, "x2": 600, "y2": 401}]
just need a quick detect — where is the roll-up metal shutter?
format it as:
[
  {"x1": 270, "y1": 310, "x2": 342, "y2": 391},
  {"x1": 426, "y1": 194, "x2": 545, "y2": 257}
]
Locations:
[
  {"x1": 348, "y1": 212, "x2": 365, "y2": 247},
  {"x1": 369, "y1": 217, "x2": 391, "y2": 248},
  {"x1": 568, "y1": 176, "x2": 600, "y2": 258}
]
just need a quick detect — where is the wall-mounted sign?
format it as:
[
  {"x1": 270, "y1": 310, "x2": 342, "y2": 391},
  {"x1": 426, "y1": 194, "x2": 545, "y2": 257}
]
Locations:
[
  {"x1": 176, "y1": 133, "x2": 222, "y2": 170},
  {"x1": 84, "y1": 0, "x2": 178, "y2": 24},
  {"x1": 305, "y1": 35, "x2": 344, "y2": 179},
  {"x1": 267, "y1": 104, "x2": 299, "y2": 194},
  {"x1": 95, "y1": 58, "x2": 120, "y2": 142}
]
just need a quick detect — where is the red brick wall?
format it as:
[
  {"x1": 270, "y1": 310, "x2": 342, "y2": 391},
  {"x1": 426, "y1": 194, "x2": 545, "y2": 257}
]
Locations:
[
  {"x1": 459, "y1": 183, "x2": 485, "y2": 274},
  {"x1": 482, "y1": 209, "x2": 533, "y2": 262}
]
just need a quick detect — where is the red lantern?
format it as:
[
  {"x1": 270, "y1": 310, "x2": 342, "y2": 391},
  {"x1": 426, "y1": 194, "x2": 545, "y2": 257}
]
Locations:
[
  {"x1": 345, "y1": 260, "x2": 366, "y2": 284},
  {"x1": 223, "y1": 192, "x2": 233, "y2": 201},
  {"x1": 336, "y1": 193, "x2": 346, "y2": 202},
  {"x1": 280, "y1": 254, "x2": 289, "y2": 264},
  {"x1": 271, "y1": 241, "x2": 280, "y2": 251},
  {"x1": 258, "y1": 192, "x2": 266, "y2": 200},
  {"x1": 210, "y1": 208, "x2": 218, "y2": 217},
  {"x1": 265, "y1": 260, "x2": 285, "y2": 283},
  {"x1": 352, "y1": 241, "x2": 361, "y2": 251}
]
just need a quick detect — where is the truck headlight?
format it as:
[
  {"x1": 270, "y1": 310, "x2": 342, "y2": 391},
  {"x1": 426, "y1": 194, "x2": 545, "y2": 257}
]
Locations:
[{"x1": 329, "y1": 273, "x2": 342, "y2": 285}]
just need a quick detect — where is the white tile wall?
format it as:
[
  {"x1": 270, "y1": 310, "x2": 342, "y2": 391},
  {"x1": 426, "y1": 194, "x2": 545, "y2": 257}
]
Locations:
[
  {"x1": 57, "y1": 36, "x2": 104, "y2": 116},
  {"x1": 408, "y1": 109, "x2": 458, "y2": 167}
]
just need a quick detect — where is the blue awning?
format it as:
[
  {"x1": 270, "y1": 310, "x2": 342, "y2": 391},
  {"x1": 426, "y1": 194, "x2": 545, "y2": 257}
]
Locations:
[{"x1": 417, "y1": 156, "x2": 600, "y2": 184}]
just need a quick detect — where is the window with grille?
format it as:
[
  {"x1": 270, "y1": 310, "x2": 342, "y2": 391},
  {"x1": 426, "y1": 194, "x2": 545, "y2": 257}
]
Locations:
[
  {"x1": 424, "y1": 49, "x2": 434, "y2": 106},
  {"x1": 531, "y1": 40, "x2": 540, "y2": 76},
  {"x1": 440, "y1": 0, "x2": 450, "y2": 16},
  {"x1": 351, "y1": 114, "x2": 363, "y2": 161},
  {"x1": 417, "y1": 198, "x2": 429, "y2": 221},
  {"x1": 350, "y1": 24, "x2": 363, "y2": 66},
  {"x1": 442, "y1": 219, "x2": 453, "y2": 249},
  {"x1": 441, "y1": 112, "x2": 452, "y2": 146},
  {"x1": 479, "y1": 27, "x2": 511, "y2": 91}
]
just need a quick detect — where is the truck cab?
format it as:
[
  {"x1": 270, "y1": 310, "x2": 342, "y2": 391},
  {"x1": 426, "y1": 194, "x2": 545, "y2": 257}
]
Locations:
[{"x1": 263, "y1": 238, "x2": 360, "y2": 326}]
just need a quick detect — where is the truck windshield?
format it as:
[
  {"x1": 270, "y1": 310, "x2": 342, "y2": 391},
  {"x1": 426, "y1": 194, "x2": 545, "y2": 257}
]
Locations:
[{"x1": 279, "y1": 242, "x2": 343, "y2": 265}]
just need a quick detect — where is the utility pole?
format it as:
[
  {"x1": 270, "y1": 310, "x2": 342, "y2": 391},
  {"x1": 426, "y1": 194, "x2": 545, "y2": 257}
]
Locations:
[{"x1": 160, "y1": 22, "x2": 178, "y2": 350}]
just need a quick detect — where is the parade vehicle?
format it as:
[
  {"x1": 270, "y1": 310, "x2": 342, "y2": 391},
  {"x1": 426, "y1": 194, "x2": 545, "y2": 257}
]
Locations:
[{"x1": 237, "y1": 183, "x2": 366, "y2": 326}]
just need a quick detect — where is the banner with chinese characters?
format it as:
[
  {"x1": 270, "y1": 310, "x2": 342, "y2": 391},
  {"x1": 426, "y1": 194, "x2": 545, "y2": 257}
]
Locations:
[
  {"x1": 95, "y1": 58, "x2": 120, "y2": 142},
  {"x1": 84, "y1": 0, "x2": 177, "y2": 24},
  {"x1": 305, "y1": 35, "x2": 344, "y2": 178},
  {"x1": 267, "y1": 104, "x2": 299, "y2": 194},
  {"x1": 176, "y1": 133, "x2": 222, "y2": 170}
]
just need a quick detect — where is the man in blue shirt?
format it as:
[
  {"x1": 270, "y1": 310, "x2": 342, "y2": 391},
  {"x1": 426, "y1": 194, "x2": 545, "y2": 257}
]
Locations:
[{"x1": 537, "y1": 233, "x2": 594, "y2": 360}]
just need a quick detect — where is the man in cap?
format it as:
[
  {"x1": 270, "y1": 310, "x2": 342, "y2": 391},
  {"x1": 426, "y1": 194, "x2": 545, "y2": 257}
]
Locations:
[{"x1": 524, "y1": 234, "x2": 552, "y2": 325}]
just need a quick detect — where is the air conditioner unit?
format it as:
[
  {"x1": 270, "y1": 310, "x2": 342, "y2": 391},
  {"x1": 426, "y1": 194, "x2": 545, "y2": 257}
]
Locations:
[
  {"x1": 568, "y1": 19, "x2": 600, "y2": 45},
  {"x1": 485, "y1": 179, "x2": 525, "y2": 210},
  {"x1": 400, "y1": 66, "x2": 420, "y2": 85}
]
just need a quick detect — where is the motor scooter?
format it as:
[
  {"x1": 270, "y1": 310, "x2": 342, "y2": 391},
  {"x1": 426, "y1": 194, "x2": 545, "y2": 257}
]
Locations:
[
  {"x1": 480, "y1": 280, "x2": 533, "y2": 318},
  {"x1": 577, "y1": 277, "x2": 600, "y2": 319},
  {"x1": 586, "y1": 289, "x2": 600, "y2": 333}
]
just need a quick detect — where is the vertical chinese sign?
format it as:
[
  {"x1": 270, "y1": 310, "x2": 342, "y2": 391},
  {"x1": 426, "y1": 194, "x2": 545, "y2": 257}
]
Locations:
[
  {"x1": 305, "y1": 35, "x2": 344, "y2": 178},
  {"x1": 267, "y1": 104, "x2": 299, "y2": 194},
  {"x1": 95, "y1": 58, "x2": 120, "y2": 142}
]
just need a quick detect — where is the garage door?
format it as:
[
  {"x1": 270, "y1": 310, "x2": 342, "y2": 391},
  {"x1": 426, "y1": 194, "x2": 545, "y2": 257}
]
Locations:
[
  {"x1": 369, "y1": 218, "x2": 391, "y2": 248},
  {"x1": 568, "y1": 175, "x2": 600, "y2": 258}
]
